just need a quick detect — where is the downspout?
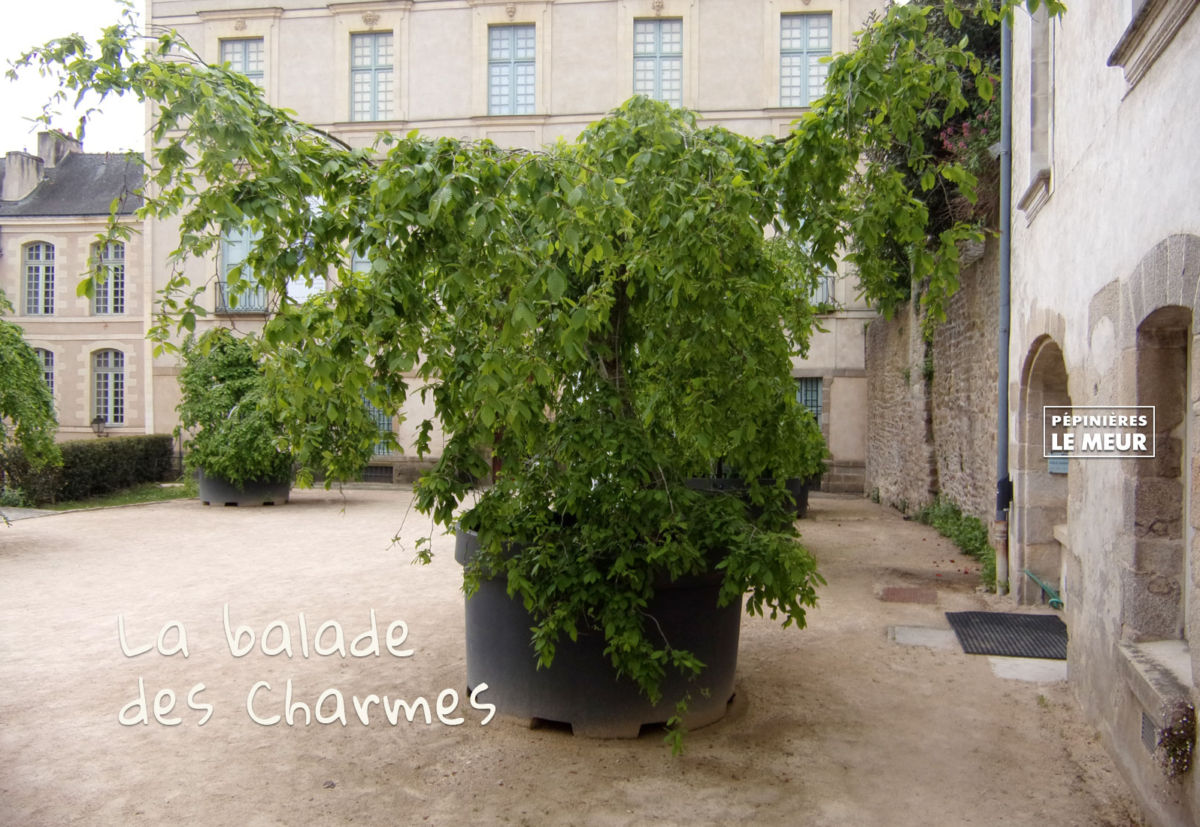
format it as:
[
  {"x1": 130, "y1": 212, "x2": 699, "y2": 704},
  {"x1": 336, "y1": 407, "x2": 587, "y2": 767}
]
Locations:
[{"x1": 994, "y1": 17, "x2": 1014, "y2": 596}]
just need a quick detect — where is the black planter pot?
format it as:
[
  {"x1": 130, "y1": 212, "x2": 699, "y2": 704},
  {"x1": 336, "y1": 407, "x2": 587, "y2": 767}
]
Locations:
[
  {"x1": 197, "y1": 471, "x2": 291, "y2": 506},
  {"x1": 686, "y1": 474, "x2": 819, "y2": 519},
  {"x1": 455, "y1": 530, "x2": 741, "y2": 738}
]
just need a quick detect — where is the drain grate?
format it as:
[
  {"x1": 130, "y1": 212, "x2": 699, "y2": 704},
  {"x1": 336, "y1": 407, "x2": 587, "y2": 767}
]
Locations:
[{"x1": 945, "y1": 611, "x2": 1067, "y2": 659}]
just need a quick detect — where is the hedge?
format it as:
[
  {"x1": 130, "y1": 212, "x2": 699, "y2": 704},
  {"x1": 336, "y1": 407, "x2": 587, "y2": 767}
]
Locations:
[{"x1": 0, "y1": 434, "x2": 176, "y2": 506}]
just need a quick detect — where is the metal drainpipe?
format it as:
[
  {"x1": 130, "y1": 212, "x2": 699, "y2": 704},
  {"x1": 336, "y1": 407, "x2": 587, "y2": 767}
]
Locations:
[{"x1": 994, "y1": 17, "x2": 1014, "y2": 596}]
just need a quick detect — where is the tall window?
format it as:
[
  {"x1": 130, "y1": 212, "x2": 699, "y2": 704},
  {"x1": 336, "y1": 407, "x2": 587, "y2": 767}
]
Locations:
[
  {"x1": 93, "y1": 241, "x2": 125, "y2": 315},
  {"x1": 364, "y1": 400, "x2": 394, "y2": 456},
  {"x1": 219, "y1": 227, "x2": 269, "y2": 313},
  {"x1": 351, "y1": 32, "x2": 394, "y2": 121},
  {"x1": 220, "y1": 38, "x2": 264, "y2": 87},
  {"x1": 93, "y1": 349, "x2": 124, "y2": 426},
  {"x1": 34, "y1": 348, "x2": 54, "y2": 399},
  {"x1": 488, "y1": 24, "x2": 535, "y2": 115},
  {"x1": 796, "y1": 377, "x2": 823, "y2": 426},
  {"x1": 23, "y1": 242, "x2": 54, "y2": 315},
  {"x1": 781, "y1": 13, "x2": 832, "y2": 107},
  {"x1": 633, "y1": 19, "x2": 682, "y2": 107}
]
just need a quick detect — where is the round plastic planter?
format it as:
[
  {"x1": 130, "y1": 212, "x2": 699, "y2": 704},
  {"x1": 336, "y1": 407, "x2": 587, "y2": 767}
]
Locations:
[
  {"x1": 455, "y1": 530, "x2": 741, "y2": 738},
  {"x1": 686, "y1": 475, "x2": 819, "y2": 520},
  {"x1": 197, "y1": 471, "x2": 291, "y2": 506}
]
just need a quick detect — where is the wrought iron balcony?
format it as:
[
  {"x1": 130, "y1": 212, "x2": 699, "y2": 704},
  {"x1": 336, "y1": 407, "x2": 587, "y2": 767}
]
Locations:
[{"x1": 215, "y1": 281, "x2": 270, "y2": 314}]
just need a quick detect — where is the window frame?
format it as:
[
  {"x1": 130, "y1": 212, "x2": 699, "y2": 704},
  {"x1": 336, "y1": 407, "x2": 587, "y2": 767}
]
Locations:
[
  {"x1": 219, "y1": 37, "x2": 265, "y2": 87},
  {"x1": 780, "y1": 12, "x2": 833, "y2": 108},
  {"x1": 796, "y1": 376, "x2": 823, "y2": 428},
  {"x1": 34, "y1": 348, "x2": 54, "y2": 400},
  {"x1": 23, "y1": 242, "x2": 55, "y2": 316},
  {"x1": 93, "y1": 349, "x2": 125, "y2": 427},
  {"x1": 633, "y1": 18, "x2": 684, "y2": 107},
  {"x1": 364, "y1": 399, "x2": 396, "y2": 457},
  {"x1": 487, "y1": 23, "x2": 537, "y2": 116},
  {"x1": 92, "y1": 240, "x2": 126, "y2": 316},
  {"x1": 350, "y1": 31, "x2": 395, "y2": 122},
  {"x1": 218, "y1": 226, "x2": 270, "y2": 314}
]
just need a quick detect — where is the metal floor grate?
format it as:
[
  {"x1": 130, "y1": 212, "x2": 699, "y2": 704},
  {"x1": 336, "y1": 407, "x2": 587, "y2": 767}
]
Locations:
[{"x1": 945, "y1": 611, "x2": 1067, "y2": 660}]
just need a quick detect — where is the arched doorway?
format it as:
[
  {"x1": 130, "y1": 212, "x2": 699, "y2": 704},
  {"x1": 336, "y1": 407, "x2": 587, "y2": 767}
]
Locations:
[{"x1": 1013, "y1": 336, "x2": 1071, "y2": 605}]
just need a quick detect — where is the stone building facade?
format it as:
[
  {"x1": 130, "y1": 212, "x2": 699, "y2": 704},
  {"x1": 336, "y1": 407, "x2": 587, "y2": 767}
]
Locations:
[
  {"x1": 1006, "y1": 3, "x2": 1200, "y2": 823},
  {"x1": 143, "y1": 0, "x2": 885, "y2": 486},
  {"x1": 0, "y1": 132, "x2": 147, "y2": 441}
]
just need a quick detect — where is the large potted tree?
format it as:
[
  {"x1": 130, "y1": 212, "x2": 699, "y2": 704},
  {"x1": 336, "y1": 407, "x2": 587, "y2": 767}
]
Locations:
[
  {"x1": 402, "y1": 99, "x2": 827, "y2": 741},
  {"x1": 177, "y1": 329, "x2": 292, "y2": 506}
]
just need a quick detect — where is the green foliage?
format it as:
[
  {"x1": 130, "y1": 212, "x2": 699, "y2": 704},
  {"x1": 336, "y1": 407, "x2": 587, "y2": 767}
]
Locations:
[
  {"x1": 916, "y1": 494, "x2": 996, "y2": 589},
  {"x1": 177, "y1": 329, "x2": 292, "y2": 488},
  {"x1": 10, "y1": 0, "x2": 1061, "y2": 735},
  {"x1": 0, "y1": 290, "x2": 61, "y2": 475},
  {"x1": 779, "y1": 0, "x2": 1064, "y2": 336},
  {"x1": 0, "y1": 434, "x2": 174, "y2": 506}
]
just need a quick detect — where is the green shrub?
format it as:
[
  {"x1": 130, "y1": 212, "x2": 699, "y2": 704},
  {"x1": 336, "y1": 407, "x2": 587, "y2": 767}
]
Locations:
[
  {"x1": 177, "y1": 330, "x2": 292, "y2": 487},
  {"x1": 0, "y1": 434, "x2": 174, "y2": 506},
  {"x1": 916, "y1": 494, "x2": 996, "y2": 589}
]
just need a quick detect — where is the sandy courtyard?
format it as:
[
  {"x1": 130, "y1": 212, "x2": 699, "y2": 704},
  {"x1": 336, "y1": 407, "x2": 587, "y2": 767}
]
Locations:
[{"x1": 0, "y1": 489, "x2": 1140, "y2": 825}]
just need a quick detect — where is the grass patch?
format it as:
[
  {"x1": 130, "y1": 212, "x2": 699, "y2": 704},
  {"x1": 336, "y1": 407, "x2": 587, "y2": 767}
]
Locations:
[
  {"x1": 915, "y1": 495, "x2": 996, "y2": 590},
  {"x1": 45, "y1": 477, "x2": 197, "y2": 511}
]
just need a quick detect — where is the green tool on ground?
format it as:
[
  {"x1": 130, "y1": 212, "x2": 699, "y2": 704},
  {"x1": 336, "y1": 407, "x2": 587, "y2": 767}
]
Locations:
[{"x1": 1024, "y1": 569, "x2": 1064, "y2": 610}]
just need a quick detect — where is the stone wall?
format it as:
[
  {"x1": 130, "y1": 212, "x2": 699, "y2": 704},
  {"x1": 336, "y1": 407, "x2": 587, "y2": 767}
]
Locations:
[
  {"x1": 864, "y1": 291, "x2": 938, "y2": 513},
  {"x1": 864, "y1": 238, "x2": 999, "y2": 522},
  {"x1": 929, "y1": 240, "x2": 1001, "y2": 521}
]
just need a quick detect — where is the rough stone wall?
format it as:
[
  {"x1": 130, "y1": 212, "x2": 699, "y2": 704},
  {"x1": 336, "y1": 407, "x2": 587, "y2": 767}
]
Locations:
[
  {"x1": 929, "y1": 240, "x2": 1001, "y2": 521},
  {"x1": 864, "y1": 238, "x2": 999, "y2": 522},
  {"x1": 864, "y1": 295, "x2": 938, "y2": 513}
]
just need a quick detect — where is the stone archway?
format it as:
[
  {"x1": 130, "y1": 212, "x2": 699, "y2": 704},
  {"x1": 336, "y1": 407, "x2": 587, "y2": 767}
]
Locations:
[
  {"x1": 1013, "y1": 335, "x2": 1071, "y2": 605},
  {"x1": 1122, "y1": 306, "x2": 1192, "y2": 642}
]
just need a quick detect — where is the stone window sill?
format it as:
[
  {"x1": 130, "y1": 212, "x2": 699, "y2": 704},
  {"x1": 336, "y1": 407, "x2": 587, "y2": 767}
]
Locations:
[
  {"x1": 1018, "y1": 167, "x2": 1052, "y2": 222},
  {"x1": 1108, "y1": 0, "x2": 1200, "y2": 91},
  {"x1": 1118, "y1": 639, "x2": 1194, "y2": 749}
]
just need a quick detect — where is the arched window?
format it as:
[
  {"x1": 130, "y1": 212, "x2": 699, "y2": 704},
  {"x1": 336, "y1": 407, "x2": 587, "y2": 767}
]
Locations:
[
  {"x1": 93, "y1": 241, "x2": 125, "y2": 315},
  {"x1": 93, "y1": 349, "x2": 125, "y2": 426},
  {"x1": 33, "y1": 348, "x2": 54, "y2": 398},
  {"x1": 23, "y1": 242, "x2": 55, "y2": 315}
]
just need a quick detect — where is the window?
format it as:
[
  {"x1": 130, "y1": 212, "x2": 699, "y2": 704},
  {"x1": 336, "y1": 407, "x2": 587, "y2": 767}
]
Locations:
[
  {"x1": 796, "y1": 377, "x2": 823, "y2": 426},
  {"x1": 350, "y1": 32, "x2": 394, "y2": 121},
  {"x1": 633, "y1": 19, "x2": 682, "y2": 107},
  {"x1": 488, "y1": 24, "x2": 535, "y2": 115},
  {"x1": 93, "y1": 349, "x2": 124, "y2": 426},
  {"x1": 34, "y1": 348, "x2": 54, "y2": 399},
  {"x1": 812, "y1": 273, "x2": 834, "y2": 306},
  {"x1": 220, "y1": 38, "x2": 264, "y2": 87},
  {"x1": 365, "y1": 400, "x2": 394, "y2": 456},
  {"x1": 93, "y1": 241, "x2": 125, "y2": 315},
  {"x1": 219, "y1": 227, "x2": 269, "y2": 313},
  {"x1": 23, "y1": 242, "x2": 54, "y2": 315},
  {"x1": 781, "y1": 13, "x2": 831, "y2": 107}
]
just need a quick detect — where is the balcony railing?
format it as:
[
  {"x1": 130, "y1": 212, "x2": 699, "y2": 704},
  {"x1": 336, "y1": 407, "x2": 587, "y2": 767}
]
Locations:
[{"x1": 215, "y1": 281, "x2": 270, "y2": 314}]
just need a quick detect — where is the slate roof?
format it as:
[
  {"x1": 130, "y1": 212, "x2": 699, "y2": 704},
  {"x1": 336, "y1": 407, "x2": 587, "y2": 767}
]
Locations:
[{"x1": 0, "y1": 152, "x2": 143, "y2": 218}]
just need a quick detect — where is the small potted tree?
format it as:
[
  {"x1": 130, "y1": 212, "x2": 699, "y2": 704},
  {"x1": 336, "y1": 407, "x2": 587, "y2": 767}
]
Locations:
[{"x1": 177, "y1": 329, "x2": 292, "y2": 506}]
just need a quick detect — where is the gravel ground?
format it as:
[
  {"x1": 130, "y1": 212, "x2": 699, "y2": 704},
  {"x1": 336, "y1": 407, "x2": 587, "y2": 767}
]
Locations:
[{"x1": 0, "y1": 488, "x2": 1141, "y2": 826}]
